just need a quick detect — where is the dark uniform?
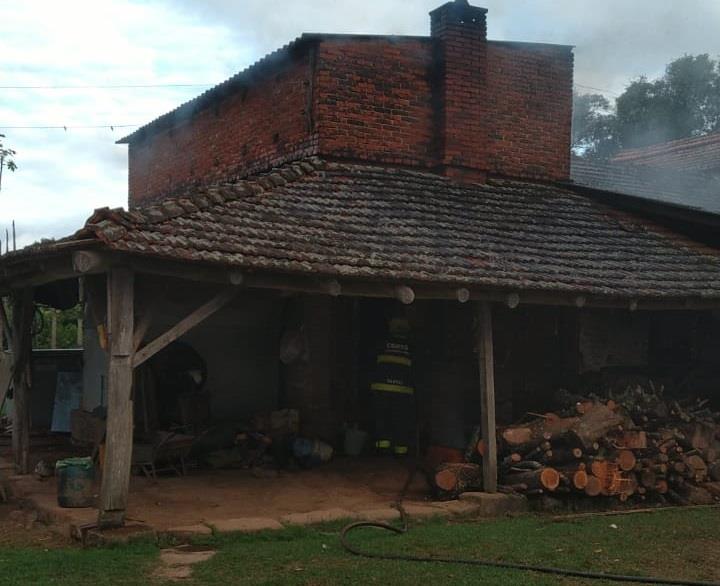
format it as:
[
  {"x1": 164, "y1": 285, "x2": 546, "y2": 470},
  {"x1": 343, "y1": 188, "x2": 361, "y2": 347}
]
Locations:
[{"x1": 371, "y1": 318, "x2": 414, "y2": 456}]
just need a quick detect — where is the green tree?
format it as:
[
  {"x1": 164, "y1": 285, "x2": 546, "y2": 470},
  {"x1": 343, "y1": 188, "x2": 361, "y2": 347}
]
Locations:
[
  {"x1": 573, "y1": 54, "x2": 720, "y2": 159},
  {"x1": 33, "y1": 305, "x2": 83, "y2": 349},
  {"x1": 572, "y1": 92, "x2": 618, "y2": 159},
  {"x1": 0, "y1": 133, "x2": 17, "y2": 191}
]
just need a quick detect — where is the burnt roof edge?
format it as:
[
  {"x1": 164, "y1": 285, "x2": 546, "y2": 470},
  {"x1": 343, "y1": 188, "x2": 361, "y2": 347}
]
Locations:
[{"x1": 117, "y1": 33, "x2": 573, "y2": 146}]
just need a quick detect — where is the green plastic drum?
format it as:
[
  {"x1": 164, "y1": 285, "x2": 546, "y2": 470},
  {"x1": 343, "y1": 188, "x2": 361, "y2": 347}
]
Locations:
[{"x1": 56, "y1": 457, "x2": 95, "y2": 508}]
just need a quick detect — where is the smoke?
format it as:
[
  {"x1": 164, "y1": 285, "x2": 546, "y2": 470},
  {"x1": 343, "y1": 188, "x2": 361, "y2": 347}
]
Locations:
[{"x1": 165, "y1": 0, "x2": 720, "y2": 95}]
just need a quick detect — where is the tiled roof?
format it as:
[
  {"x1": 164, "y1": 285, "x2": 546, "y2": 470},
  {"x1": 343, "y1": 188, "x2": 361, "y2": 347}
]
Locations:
[
  {"x1": 571, "y1": 157, "x2": 720, "y2": 215},
  {"x1": 612, "y1": 131, "x2": 720, "y2": 172},
  {"x1": 74, "y1": 158, "x2": 720, "y2": 300}
]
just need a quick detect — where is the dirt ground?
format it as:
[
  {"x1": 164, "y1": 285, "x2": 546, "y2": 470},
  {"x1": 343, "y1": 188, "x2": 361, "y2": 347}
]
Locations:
[
  {"x1": 0, "y1": 501, "x2": 70, "y2": 548},
  {"x1": 8, "y1": 456, "x2": 431, "y2": 531}
]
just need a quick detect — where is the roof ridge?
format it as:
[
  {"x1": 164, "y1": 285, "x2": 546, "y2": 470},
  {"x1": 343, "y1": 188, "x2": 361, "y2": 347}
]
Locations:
[
  {"x1": 83, "y1": 157, "x2": 325, "y2": 237},
  {"x1": 118, "y1": 35, "x2": 310, "y2": 144}
]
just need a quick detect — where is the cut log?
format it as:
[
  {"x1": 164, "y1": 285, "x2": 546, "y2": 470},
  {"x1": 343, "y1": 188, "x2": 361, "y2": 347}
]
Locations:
[
  {"x1": 677, "y1": 485, "x2": 715, "y2": 506},
  {"x1": 572, "y1": 405, "x2": 627, "y2": 450},
  {"x1": 619, "y1": 430, "x2": 647, "y2": 450},
  {"x1": 709, "y1": 462, "x2": 720, "y2": 482},
  {"x1": 700, "y1": 482, "x2": 720, "y2": 499},
  {"x1": 543, "y1": 447, "x2": 583, "y2": 465},
  {"x1": 584, "y1": 475, "x2": 603, "y2": 497},
  {"x1": 499, "y1": 416, "x2": 579, "y2": 453},
  {"x1": 616, "y1": 450, "x2": 637, "y2": 472},
  {"x1": 433, "y1": 463, "x2": 483, "y2": 497},
  {"x1": 684, "y1": 455, "x2": 708, "y2": 482},
  {"x1": 504, "y1": 467, "x2": 560, "y2": 492},
  {"x1": 640, "y1": 469, "x2": 657, "y2": 488}
]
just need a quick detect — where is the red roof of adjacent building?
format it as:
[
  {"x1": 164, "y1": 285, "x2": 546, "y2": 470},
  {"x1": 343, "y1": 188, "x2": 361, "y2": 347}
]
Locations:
[{"x1": 612, "y1": 131, "x2": 720, "y2": 173}]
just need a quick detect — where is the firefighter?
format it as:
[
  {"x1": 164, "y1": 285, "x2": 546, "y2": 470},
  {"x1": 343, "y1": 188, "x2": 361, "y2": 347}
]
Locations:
[{"x1": 371, "y1": 316, "x2": 415, "y2": 456}]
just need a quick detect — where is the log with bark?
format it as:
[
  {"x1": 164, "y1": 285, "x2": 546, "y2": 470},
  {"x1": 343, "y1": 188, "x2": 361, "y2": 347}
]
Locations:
[
  {"x1": 433, "y1": 463, "x2": 483, "y2": 498},
  {"x1": 504, "y1": 467, "x2": 560, "y2": 493}
]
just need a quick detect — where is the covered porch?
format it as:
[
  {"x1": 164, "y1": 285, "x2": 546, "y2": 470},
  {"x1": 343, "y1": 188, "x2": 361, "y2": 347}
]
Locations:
[{"x1": 2, "y1": 243, "x2": 720, "y2": 533}]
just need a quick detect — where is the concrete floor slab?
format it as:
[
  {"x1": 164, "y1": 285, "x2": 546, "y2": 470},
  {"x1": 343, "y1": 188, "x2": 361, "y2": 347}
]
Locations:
[
  {"x1": 458, "y1": 492, "x2": 528, "y2": 516},
  {"x1": 281, "y1": 508, "x2": 358, "y2": 526},
  {"x1": 357, "y1": 507, "x2": 402, "y2": 522},
  {"x1": 165, "y1": 524, "x2": 213, "y2": 538},
  {"x1": 209, "y1": 517, "x2": 284, "y2": 533}
]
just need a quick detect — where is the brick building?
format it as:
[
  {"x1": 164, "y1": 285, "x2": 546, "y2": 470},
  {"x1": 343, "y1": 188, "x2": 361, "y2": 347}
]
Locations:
[
  {"x1": 120, "y1": 0, "x2": 573, "y2": 203},
  {"x1": 2, "y1": 0, "x2": 720, "y2": 529}
]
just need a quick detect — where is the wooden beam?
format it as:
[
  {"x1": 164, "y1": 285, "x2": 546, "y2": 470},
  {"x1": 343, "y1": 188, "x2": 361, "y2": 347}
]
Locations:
[
  {"x1": 98, "y1": 268, "x2": 135, "y2": 528},
  {"x1": 395, "y1": 285, "x2": 415, "y2": 305},
  {"x1": 456, "y1": 288, "x2": 470, "y2": 303},
  {"x1": 132, "y1": 307, "x2": 154, "y2": 352},
  {"x1": 11, "y1": 288, "x2": 34, "y2": 475},
  {"x1": 72, "y1": 250, "x2": 109, "y2": 274},
  {"x1": 132, "y1": 287, "x2": 239, "y2": 369},
  {"x1": 11, "y1": 250, "x2": 720, "y2": 312},
  {"x1": 0, "y1": 298, "x2": 12, "y2": 352},
  {"x1": 84, "y1": 275, "x2": 108, "y2": 352},
  {"x1": 476, "y1": 301, "x2": 497, "y2": 493}
]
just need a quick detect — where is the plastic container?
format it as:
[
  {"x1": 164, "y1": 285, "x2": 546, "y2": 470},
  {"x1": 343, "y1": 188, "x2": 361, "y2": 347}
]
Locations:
[
  {"x1": 343, "y1": 426, "x2": 368, "y2": 456},
  {"x1": 292, "y1": 438, "x2": 333, "y2": 467},
  {"x1": 55, "y1": 457, "x2": 95, "y2": 508}
]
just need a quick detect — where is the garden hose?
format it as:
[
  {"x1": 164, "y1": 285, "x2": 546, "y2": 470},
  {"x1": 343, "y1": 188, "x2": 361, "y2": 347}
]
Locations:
[{"x1": 339, "y1": 463, "x2": 720, "y2": 586}]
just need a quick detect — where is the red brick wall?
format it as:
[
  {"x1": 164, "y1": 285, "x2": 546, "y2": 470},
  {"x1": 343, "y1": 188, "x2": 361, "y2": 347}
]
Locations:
[
  {"x1": 485, "y1": 42, "x2": 574, "y2": 181},
  {"x1": 127, "y1": 20, "x2": 574, "y2": 204},
  {"x1": 128, "y1": 51, "x2": 317, "y2": 205},
  {"x1": 431, "y1": 2, "x2": 488, "y2": 179},
  {"x1": 315, "y1": 38, "x2": 436, "y2": 168}
]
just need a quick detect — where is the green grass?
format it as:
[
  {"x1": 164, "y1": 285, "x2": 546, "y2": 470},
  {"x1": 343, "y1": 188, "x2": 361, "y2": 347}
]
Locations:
[
  {"x1": 1, "y1": 508, "x2": 719, "y2": 585},
  {"x1": 180, "y1": 508, "x2": 720, "y2": 586},
  {"x1": 0, "y1": 542, "x2": 157, "y2": 585}
]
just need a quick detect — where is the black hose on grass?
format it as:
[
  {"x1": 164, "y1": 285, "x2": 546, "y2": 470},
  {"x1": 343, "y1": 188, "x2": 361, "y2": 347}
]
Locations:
[
  {"x1": 339, "y1": 463, "x2": 719, "y2": 586},
  {"x1": 339, "y1": 519, "x2": 720, "y2": 586}
]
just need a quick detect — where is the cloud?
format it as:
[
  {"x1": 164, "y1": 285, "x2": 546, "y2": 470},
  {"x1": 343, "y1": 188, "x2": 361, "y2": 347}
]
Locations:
[{"x1": 2, "y1": 0, "x2": 719, "y2": 248}]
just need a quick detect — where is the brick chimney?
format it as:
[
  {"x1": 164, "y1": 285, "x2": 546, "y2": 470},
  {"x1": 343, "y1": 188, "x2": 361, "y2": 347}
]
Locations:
[{"x1": 430, "y1": 0, "x2": 488, "y2": 182}]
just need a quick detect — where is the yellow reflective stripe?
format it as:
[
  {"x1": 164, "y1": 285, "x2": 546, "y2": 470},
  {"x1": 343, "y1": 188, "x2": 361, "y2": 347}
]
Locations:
[
  {"x1": 371, "y1": 382, "x2": 414, "y2": 394},
  {"x1": 375, "y1": 440, "x2": 391, "y2": 449},
  {"x1": 377, "y1": 354, "x2": 412, "y2": 367},
  {"x1": 393, "y1": 446, "x2": 408, "y2": 455}
]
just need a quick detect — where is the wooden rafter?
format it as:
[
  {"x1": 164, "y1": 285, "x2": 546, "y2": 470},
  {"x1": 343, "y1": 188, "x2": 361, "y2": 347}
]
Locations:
[{"x1": 132, "y1": 287, "x2": 239, "y2": 369}]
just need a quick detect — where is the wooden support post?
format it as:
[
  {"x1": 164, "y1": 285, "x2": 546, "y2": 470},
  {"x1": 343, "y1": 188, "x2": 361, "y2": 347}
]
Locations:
[
  {"x1": 98, "y1": 268, "x2": 135, "y2": 528},
  {"x1": 11, "y1": 289, "x2": 34, "y2": 475},
  {"x1": 476, "y1": 301, "x2": 497, "y2": 493}
]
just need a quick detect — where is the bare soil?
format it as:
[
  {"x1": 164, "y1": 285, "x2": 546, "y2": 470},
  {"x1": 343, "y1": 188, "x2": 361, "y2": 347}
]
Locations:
[{"x1": 0, "y1": 501, "x2": 71, "y2": 548}]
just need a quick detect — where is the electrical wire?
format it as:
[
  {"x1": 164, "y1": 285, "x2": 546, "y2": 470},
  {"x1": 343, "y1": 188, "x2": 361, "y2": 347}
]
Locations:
[
  {"x1": 575, "y1": 83, "x2": 621, "y2": 97},
  {"x1": 0, "y1": 124, "x2": 139, "y2": 130},
  {"x1": 0, "y1": 83, "x2": 214, "y2": 89}
]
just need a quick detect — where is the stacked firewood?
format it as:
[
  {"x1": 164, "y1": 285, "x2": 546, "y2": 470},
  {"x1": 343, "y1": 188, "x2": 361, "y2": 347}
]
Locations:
[{"x1": 434, "y1": 385, "x2": 720, "y2": 505}]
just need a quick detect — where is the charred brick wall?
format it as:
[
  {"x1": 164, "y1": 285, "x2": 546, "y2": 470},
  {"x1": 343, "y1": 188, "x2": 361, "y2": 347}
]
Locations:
[
  {"x1": 128, "y1": 50, "x2": 317, "y2": 205},
  {"x1": 485, "y1": 42, "x2": 574, "y2": 181},
  {"x1": 126, "y1": 2, "x2": 574, "y2": 205},
  {"x1": 315, "y1": 38, "x2": 436, "y2": 169}
]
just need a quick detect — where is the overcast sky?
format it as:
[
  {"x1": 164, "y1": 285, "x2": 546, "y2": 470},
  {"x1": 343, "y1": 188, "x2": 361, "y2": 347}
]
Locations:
[{"x1": 1, "y1": 0, "x2": 719, "y2": 248}]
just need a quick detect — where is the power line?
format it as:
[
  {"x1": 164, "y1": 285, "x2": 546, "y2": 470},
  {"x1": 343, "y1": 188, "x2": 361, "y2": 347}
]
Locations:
[
  {"x1": 0, "y1": 124, "x2": 139, "y2": 130},
  {"x1": 0, "y1": 83, "x2": 215, "y2": 89},
  {"x1": 574, "y1": 83, "x2": 620, "y2": 97}
]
